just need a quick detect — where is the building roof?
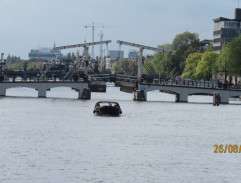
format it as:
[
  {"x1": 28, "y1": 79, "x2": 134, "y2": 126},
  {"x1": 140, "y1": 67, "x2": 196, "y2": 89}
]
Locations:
[{"x1": 213, "y1": 17, "x2": 241, "y2": 23}]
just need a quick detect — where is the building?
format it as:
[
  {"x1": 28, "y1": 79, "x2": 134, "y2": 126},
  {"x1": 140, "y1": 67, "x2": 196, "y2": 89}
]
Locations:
[
  {"x1": 213, "y1": 8, "x2": 241, "y2": 53},
  {"x1": 128, "y1": 50, "x2": 138, "y2": 59},
  {"x1": 199, "y1": 39, "x2": 212, "y2": 52},
  {"x1": 108, "y1": 50, "x2": 124, "y2": 59},
  {"x1": 105, "y1": 57, "x2": 116, "y2": 70},
  {"x1": 5, "y1": 54, "x2": 12, "y2": 68},
  {"x1": 29, "y1": 48, "x2": 64, "y2": 61}
]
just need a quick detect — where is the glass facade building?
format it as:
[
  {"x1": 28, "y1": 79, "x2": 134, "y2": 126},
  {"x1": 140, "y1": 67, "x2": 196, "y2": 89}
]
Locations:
[
  {"x1": 108, "y1": 50, "x2": 124, "y2": 59},
  {"x1": 29, "y1": 48, "x2": 64, "y2": 61},
  {"x1": 213, "y1": 8, "x2": 241, "y2": 53},
  {"x1": 128, "y1": 50, "x2": 138, "y2": 59}
]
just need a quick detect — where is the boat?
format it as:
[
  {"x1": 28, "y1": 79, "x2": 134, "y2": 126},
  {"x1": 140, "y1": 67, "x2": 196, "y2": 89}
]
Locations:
[{"x1": 93, "y1": 101, "x2": 122, "y2": 116}]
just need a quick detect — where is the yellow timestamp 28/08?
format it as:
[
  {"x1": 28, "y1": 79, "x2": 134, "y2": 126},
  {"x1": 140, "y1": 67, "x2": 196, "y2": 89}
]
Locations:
[{"x1": 214, "y1": 145, "x2": 241, "y2": 153}]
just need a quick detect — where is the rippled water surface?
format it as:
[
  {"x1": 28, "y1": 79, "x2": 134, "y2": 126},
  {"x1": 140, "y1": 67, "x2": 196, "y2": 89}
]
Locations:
[{"x1": 0, "y1": 86, "x2": 241, "y2": 183}]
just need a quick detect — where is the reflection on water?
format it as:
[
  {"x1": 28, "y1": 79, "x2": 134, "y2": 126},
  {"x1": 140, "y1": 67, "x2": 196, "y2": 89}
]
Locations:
[{"x1": 0, "y1": 86, "x2": 241, "y2": 183}]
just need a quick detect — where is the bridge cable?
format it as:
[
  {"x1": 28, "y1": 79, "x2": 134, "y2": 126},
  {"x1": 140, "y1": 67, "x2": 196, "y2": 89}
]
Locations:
[{"x1": 142, "y1": 61, "x2": 158, "y2": 78}]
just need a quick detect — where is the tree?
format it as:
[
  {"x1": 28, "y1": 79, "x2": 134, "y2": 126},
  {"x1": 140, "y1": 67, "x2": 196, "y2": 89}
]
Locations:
[
  {"x1": 8, "y1": 61, "x2": 24, "y2": 70},
  {"x1": 143, "y1": 44, "x2": 174, "y2": 77},
  {"x1": 138, "y1": 32, "x2": 201, "y2": 78},
  {"x1": 182, "y1": 53, "x2": 202, "y2": 79},
  {"x1": 194, "y1": 51, "x2": 218, "y2": 80},
  {"x1": 111, "y1": 59, "x2": 136, "y2": 75},
  {"x1": 67, "y1": 52, "x2": 72, "y2": 59},
  {"x1": 10, "y1": 55, "x2": 21, "y2": 63},
  {"x1": 71, "y1": 52, "x2": 76, "y2": 61},
  {"x1": 171, "y1": 31, "x2": 200, "y2": 74},
  {"x1": 217, "y1": 47, "x2": 229, "y2": 80},
  {"x1": 143, "y1": 62, "x2": 156, "y2": 76},
  {"x1": 27, "y1": 61, "x2": 37, "y2": 70},
  {"x1": 224, "y1": 34, "x2": 241, "y2": 80}
]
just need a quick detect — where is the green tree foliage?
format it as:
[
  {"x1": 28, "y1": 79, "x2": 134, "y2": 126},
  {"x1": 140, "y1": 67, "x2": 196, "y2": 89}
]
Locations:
[
  {"x1": 195, "y1": 51, "x2": 218, "y2": 80},
  {"x1": 67, "y1": 52, "x2": 72, "y2": 59},
  {"x1": 27, "y1": 61, "x2": 37, "y2": 69},
  {"x1": 71, "y1": 52, "x2": 76, "y2": 61},
  {"x1": 182, "y1": 51, "x2": 219, "y2": 80},
  {"x1": 143, "y1": 44, "x2": 174, "y2": 76},
  {"x1": 143, "y1": 51, "x2": 169, "y2": 76},
  {"x1": 144, "y1": 32, "x2": 200, "y2": 77},
  {"x1": 182, "y1": 53, "x2": 202, "y2": 79},
  {"x1": 8, "y1": 61, "x2": 24, "y2": 70},
  {"x1": 143, "y1": 62, "x2": 157, "y2": 76},
  {"x1": 217, "y1": 47, "x2": 228, "y2": 77},
  {"x1": 171, "y1": 31, "x2": 200, "y2": 73},
  {"x1": 223, "y1": 34, "x2": 241, "y2": 76},
  {"x1": 10, "y1": 55, "x2": 21, "y2": 63},
  {"x1": 111, "y1": 59, "x2": 136, "y2": 75}
]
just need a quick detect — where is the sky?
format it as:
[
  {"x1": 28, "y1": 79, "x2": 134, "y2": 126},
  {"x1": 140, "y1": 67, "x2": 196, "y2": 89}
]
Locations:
[{"x1": 0, "y1": 0, "x2": 239, "y2": 59}]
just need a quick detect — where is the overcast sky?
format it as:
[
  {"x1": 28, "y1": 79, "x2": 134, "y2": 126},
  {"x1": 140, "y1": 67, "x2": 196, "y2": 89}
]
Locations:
[{"x1": 0, "y1": 0, "x2": 239, "y2": 59}]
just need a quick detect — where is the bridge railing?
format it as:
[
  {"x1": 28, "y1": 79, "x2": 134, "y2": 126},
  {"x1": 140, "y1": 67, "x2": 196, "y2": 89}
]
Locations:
[
  {"x1": 161, "y1": 80, "x2": 216, "y2": 88},
  {"x1": 89, "y1": 74, "x2": 138, "y2": 83},
  {"x1": 146, "y1": 79, "x2": 241, "y2": 90},
  {"x1": 2, "y1": 75, "x2": 88, "y2": 83}
]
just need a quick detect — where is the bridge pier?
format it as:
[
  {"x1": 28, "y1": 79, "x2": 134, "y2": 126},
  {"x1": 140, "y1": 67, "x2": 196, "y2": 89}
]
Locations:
[
  {"x1": 79, "y1": 88, "x2": 91, "y2": 100},
  {"x1": 133, "y1": 90, "x2": 147, "y2": 101},
  {"x1": 0, "y1": 88, "x2": 6, "y2": 96},
  {"x1": 37, "y1": 88, "x2": 47, "y2": 98},
  {"x1": 175, "y1": 93, "x2": 188, "y2": 103}
]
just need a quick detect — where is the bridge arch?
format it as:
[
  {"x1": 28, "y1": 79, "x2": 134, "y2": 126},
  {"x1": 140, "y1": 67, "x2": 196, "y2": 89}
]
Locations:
[
  {"x1": 0, "y1": 82, "x2": 89, "y2": 99},
  {"x1": 5, "y1": 85, "x2": 37, "y2": 90},
  {"x1": 188, "y1": 92, "x2": 213, "y2": 96},
  {"x1": 6, "y1": 86, "x2": 38, "y2": 97},
  {"x1": 46, "y1": 86, "x2": 80, "y2": 91},
  {"x1": 46, "y1": 86, "x2": 79, "y2": 98},
  {"x1": 145, "y1": 88, "x2": 183, "y2": 102},
  {"x1": 229, "y1": 93, "x2": 241, "y2": 99}
]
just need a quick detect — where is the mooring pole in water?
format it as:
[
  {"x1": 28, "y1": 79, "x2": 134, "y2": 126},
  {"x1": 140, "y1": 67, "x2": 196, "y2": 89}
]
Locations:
[{"x1": 213, "y1": 92, "x2": 221, "y2": 106}]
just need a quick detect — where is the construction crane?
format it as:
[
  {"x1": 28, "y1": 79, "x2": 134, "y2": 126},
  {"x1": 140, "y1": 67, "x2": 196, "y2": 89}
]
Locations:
[
  {"x1": 99, "y1": 30, "x2": 104, "y2": 59},
  {"x1": 116, "y1": 40, "x2": 176, "y2": 80},
  {"x1": 84, "y1": 22, "x2": 112, "y2": 58},
  {"x1": 53, "y1": 40, "x2": 112, "y2": 75}
]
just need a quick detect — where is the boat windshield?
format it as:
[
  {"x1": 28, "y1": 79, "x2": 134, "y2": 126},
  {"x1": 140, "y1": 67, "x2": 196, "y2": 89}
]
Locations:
[{"x1": 97, "y1": 102, "x2": 119, "y2": 107}]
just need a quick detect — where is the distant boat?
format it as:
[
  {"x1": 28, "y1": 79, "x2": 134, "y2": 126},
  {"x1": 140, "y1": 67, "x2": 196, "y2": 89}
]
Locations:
[{"x1": 93, "y1": 101, "x2": 122, "y2": 116}]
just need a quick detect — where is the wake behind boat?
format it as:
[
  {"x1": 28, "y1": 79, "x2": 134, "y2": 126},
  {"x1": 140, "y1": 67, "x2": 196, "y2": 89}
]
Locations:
[{"x1": 93, "y1": 101, "x2": 122, "y2": 116}]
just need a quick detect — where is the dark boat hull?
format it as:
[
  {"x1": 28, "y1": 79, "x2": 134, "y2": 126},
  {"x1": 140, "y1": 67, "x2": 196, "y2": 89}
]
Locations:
[{"x1": 94, "y1": 106, "x2": 122, "y2": 116}]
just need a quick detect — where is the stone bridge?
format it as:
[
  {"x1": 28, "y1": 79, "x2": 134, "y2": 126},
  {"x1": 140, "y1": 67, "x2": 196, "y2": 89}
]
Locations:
[
  {"x1": 0, "y1": 81, "x2": 90, "y2": 99},
  {"x1": 136, "y1": 84, "x2": 241, "y2": 104}
]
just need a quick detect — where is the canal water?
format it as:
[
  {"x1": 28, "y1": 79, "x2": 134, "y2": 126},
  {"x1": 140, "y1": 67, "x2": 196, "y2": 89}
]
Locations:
[{"x1": 0, "y1": 85, "x2": 241, "y2": 183}]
